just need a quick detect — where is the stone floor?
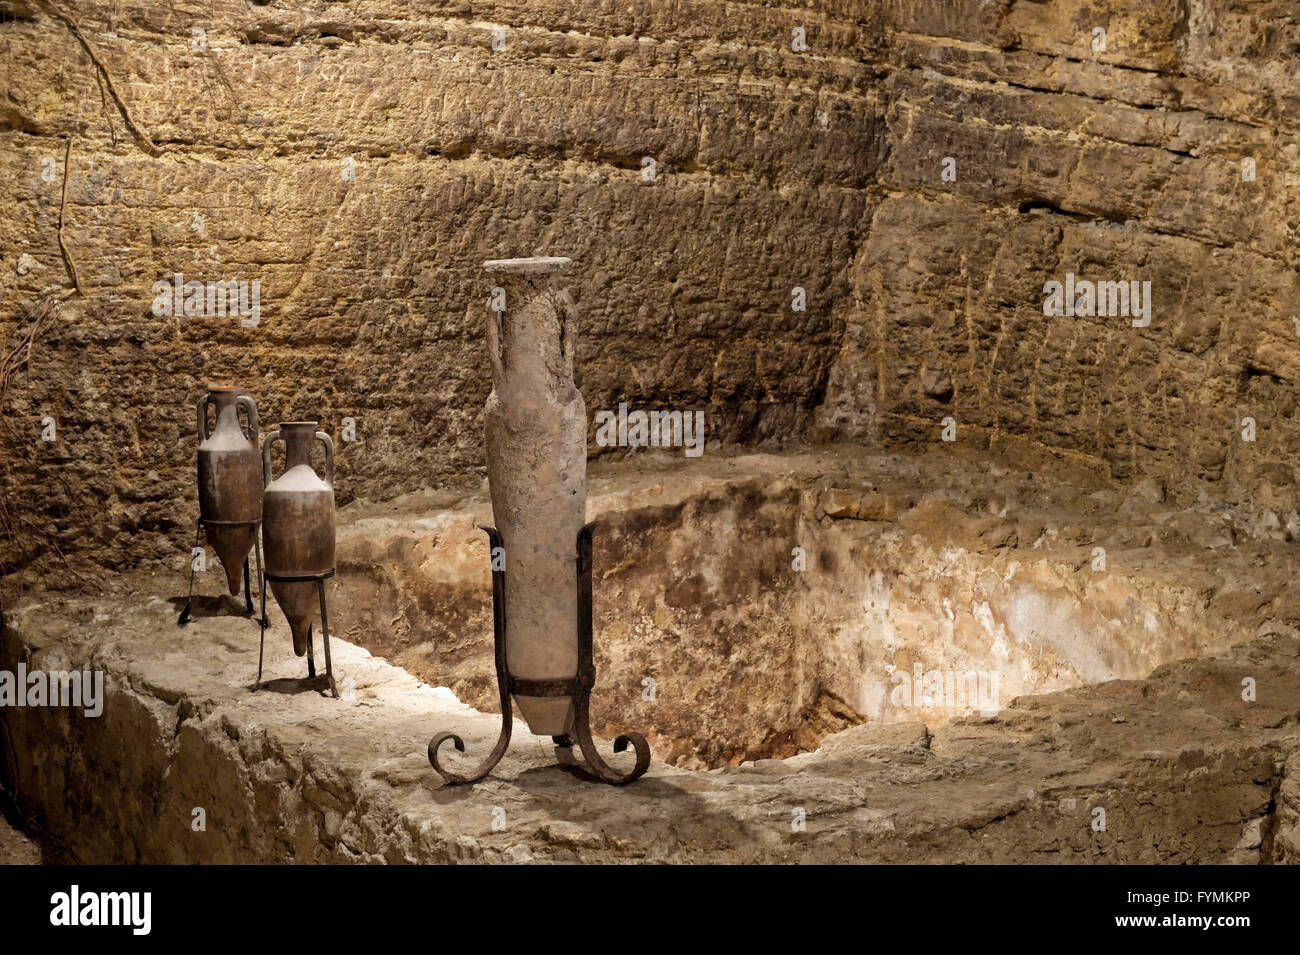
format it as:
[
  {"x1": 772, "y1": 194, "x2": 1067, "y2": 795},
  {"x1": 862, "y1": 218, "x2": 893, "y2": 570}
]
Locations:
[{"x1": 2, "y1": 445, "x2": 1298, "y2": 862}]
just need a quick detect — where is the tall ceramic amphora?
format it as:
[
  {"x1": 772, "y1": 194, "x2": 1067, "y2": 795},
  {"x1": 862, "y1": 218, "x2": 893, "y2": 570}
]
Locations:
[
  {"x1": 483, "y1": 257, "x2": 584, "y2": 736},
  {"x1": 262, "y1": 422, "x2": 335, "y2": 655},
  {"x1": 196, "y1": 385, "x2": 261, "y2": 595}
]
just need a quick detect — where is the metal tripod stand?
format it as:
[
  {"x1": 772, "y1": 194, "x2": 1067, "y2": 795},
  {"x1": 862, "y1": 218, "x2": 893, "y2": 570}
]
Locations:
[
  {"x1": 177, "y1": 518, "x2": 267, "y2": 628},
  {"x1": 255, "y1": 568, "x2": 339, "y2": 698},
  {"x1": 428, "y1": 522, "x2": 651, "y2": 786}
]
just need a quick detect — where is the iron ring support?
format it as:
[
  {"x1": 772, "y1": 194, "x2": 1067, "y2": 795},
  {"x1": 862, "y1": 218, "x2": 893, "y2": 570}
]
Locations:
[
  {"x1": 429, "y1": 525, "x2": 513, "y2": 784},
  {"x1": 572, "y1": 521, "x2": 651, "y2": 785},
  {"x1": 262, "y1": 568, "x2": 336, "y2": 583}
]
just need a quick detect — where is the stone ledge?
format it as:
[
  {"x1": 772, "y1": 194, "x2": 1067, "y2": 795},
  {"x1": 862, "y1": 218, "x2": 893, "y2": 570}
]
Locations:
[{"x1": 2, "y1": 584, "x2": 1297, "y2": 863}]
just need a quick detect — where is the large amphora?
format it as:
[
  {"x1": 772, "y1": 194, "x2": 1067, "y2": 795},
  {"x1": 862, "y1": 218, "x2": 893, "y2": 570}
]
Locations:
[{"x1": 483, "y1": 257, "x2": 584, "y2": 736}]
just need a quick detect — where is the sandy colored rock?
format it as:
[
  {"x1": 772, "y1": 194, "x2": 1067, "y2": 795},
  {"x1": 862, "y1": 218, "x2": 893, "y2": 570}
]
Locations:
[
  {"x1": 3, "y1": 2, "x2": 1298, "y2": 586},
  {"x1": 2, "y1": 0, "x2": 1300, "y2": 867},
  {"x1": 0, "y1": 815, "x2": 40, "y2": 865}
]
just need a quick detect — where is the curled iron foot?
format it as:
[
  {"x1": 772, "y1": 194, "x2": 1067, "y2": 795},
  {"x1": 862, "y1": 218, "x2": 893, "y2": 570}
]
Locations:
[
  {"x1": 570, "y1": 522, "x2": 651, "y2": 785},
  {"x1": 429, "y1": 523, "x2": 513, "y2": 786},
  {"x1": 429, "y1": 726, "x2": 510, "y2": 785},
  {"x1": 177, "y1": 604, "x2": 192, "y2": 627},
  {"x1": 574, "y1": 723, "x2": 651, "y2": 786}
]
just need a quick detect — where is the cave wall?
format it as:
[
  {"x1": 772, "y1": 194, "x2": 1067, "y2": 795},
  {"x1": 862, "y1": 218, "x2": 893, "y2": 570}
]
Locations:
[
  {"x1": 2, "y1": 0, "x2": 1299, "y2": 591},
  {"x1": 817, "y1": 0, "x2": 1300, "y2": 510},
  {"x1": 0, "y1": 0, "x2": 881, "y2": 588}
]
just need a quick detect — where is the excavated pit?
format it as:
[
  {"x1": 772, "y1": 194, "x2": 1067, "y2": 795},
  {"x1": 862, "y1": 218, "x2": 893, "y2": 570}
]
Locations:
[{"x1": 325, "y1": 444, "x2": 1274, "y2": 769}]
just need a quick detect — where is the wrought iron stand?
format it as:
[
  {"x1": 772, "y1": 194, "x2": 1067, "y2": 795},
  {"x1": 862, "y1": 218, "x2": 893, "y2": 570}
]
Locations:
[
  {"x1": 256, "y1": 568, "x2": 339, "y2": 698},
  {"x1": 428, "y1": 522, "x2": 651, "y2": 786},
  {"x1": 178, "y1": 518, "x2": 267, "y2": 627}
]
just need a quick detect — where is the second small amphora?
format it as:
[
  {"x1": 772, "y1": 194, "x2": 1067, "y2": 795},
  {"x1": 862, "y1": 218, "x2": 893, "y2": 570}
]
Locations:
[
  {"x1": 196, "y1": 385, "x2": 262, "y2": 596},
  {"x1": 262, "y1": 423, "x2": 335, "y2": 655}
]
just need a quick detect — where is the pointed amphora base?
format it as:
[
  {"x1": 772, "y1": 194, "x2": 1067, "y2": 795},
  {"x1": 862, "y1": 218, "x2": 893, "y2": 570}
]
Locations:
[
  {"x1": 206, "y1": 523, "x2": 256, "y2": 596},
  {"x1": 513, "y1": 696, "x2": 576, "y2": 737},
  {"x1": 270, "y1": 579, "x2": 318, "y2": 656}
]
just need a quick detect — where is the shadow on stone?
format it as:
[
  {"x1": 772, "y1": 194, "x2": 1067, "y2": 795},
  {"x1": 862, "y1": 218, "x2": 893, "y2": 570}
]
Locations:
[
  {"x1": 253, "y1": 675, "x2": 334, "y2": 696},
  {"x1": 168, "y1": 594, "x2": 254, "y2": 621}
]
